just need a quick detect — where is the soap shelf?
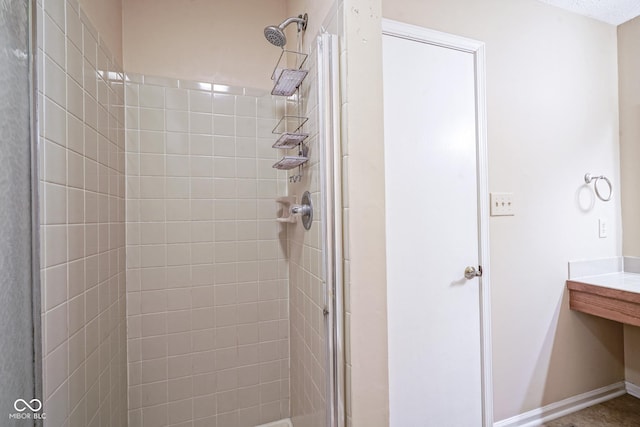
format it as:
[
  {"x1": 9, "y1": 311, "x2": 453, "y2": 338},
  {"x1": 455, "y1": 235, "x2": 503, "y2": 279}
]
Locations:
[
  {"x1": 271, "y1": 50, "x2": 308, "y2": 97},
  {"x1": 273, "y1": 156, "x2": 309, "y2": 170},
  {"x1": 272, "y1": 116, "x2": 309, "y2": 149},
  {"x1": 276, "y1": 196, "x2": 297, "y2": 223}
]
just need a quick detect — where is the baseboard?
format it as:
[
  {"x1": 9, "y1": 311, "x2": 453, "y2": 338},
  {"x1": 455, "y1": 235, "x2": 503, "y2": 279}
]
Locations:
[
  {"x1": 626, "y1": 381, "x2": 640, "y2": 399},
  {"x1": 493, "y1": 382, "x2": 626, "y2": 427}
]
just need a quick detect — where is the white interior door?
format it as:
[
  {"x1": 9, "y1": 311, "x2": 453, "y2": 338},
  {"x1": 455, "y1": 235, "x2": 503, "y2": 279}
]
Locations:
[{"x1": 383, "y1": 25, "x2": 487, "y2": 427}]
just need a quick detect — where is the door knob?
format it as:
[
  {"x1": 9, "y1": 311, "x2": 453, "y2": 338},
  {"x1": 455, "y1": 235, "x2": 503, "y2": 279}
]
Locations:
[{"x1": 464, "y1": 265, "x2": 482, "y2": 280}]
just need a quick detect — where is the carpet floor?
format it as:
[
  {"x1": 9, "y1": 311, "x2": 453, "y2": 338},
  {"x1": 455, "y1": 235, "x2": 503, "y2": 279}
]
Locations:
[{"x1": 542, "y1": 394, "x2": 640, "y2": 427}]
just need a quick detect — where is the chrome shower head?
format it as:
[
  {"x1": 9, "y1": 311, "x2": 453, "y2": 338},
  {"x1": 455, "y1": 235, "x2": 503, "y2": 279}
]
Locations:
[
  {"x1": 264, "y1": 26, "x2": 287, "y2": 47},
  {"x1": 264, "y1": 13, "x2": 308, "y2": 47}
]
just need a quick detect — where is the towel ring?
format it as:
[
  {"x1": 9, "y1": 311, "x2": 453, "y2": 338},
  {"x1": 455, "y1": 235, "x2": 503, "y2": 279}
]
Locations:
[{"x1": 584, "y1": 173, "x2": 612, "y2": 202}]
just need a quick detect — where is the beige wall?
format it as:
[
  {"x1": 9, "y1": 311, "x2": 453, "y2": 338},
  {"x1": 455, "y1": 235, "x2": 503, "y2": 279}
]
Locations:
[
  {"x1": 379, "y1": 0, "x2": 624, "y2": 422},
  {"x1": 38, "y1": 0, "x2": 128, "y2": 425},
  {"x1": 619, "y1": 17, "x2": 640, "y2": 262},
  {"x1": 122, "y1": 0, "x2": 287, "y2": 90},
  {"x1": 342, "y1": 0, "x2": 391, "y2": 425},
  {"x1": 286, "y1": 0, "x2": 336, "y2": 53},
  {"x1": 624, "y1": 326, "x2": 640, "y2": 386},
  {"x1": 618, "y1": 15, "x2": 640, "y2": 389},
  {"x1": 79, "y1": 0, "x2": 123, "y2": 62}
]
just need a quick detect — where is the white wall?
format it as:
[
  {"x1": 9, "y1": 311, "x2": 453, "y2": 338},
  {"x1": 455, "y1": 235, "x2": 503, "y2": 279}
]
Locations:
[{"x1": 378, "y1": 0, "x2": 624, "y2": 422}]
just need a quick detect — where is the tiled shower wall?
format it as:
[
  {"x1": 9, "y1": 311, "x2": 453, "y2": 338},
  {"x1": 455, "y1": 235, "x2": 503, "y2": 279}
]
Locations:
[
  {"x1": 287, "y1": 48, "x2": 328, "y2": 427},
  {"x1": 124, "y1": 75, "x2": 291, "y2": 427},
  {"x1": 38, "y1": 0, "x2": 128, "y2": 425}
]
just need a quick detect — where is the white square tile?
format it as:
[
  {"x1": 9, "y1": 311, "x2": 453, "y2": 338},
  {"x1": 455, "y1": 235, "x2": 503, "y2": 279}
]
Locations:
[
  {"x1": 213, "y1": 136, "x2": 235, "y2": 157},
  {"x1": 67, "y1": 149, "x2": 84, "y2": 189},
  {"x1": 44, "y1": 14, "x2": 65, "y2": 68},
  {"x1": 44, "y1": 182, "x2": 67, "y2": 224},
  {"x1": 45, "y1": 300, "x2": 68, "y2": 353},
  {"x1": 213, "y1": 115, "x2": 235, "y2": 136},
  {"x1": 190, "y1": 113, "x2": 212, "y2": 135},
  {"x1": 67, "y1": 77, "x2": 84, "y2": 121},
  {"x1": 166, "y1": 110, "x2": 188, "y2": 133},
  {"x1": 44, "y1": 55, "x2": 66, "y2": 108},
  {"x1": 84, "y1": 91, "x2": 98, "y2": 130},
  {"x1": 166, "y1": 177, "x2": 189, "y2": 199},
  {"x1": 44, "y1": 263, "x2": 67, "y2": 310},
  {"x1": 44, "y1": 139, "x2": 67, "y2": 185},
  {"x1": 44, "y1": 98, "x2": 67, "y2": 148},
  {"x1": 66, "y1": 5, "x2": 83, "y2": 49},
  {"x1": 45, "y1": 341, "x2": 68, "y2": 397},
  {"x1": 140, "y1": 131, "x2": 165, "y2": 154},
  {"x1": 166, "y1": 88, "x2": 188, "y2": 111},
  {"x1": 236, "y1": 96, "x2": 257, "y2": 117},
  {"x1": 140, "y1": 153, "x2": 166, "y2": 176},
  {"x1": 190, "y1": 134, "x2": 213, "y2": 156},
  {"x1": 236, "y1": 117, "x2": 256, "y2": 138},
  {"x1": 139, "y1": 85, "x2": 165, "y2": 109},
  {"x1": 213, "y1": 93, "x2": 235, "y2": 115},
  {"x1": 83, "y1": 60, "x2": 98, "y2": 100},
  {"x1": 166, "y1": 132, "x2": 189, "y2": 154},
  {"x1": 235, "y1": 137, "x2": 256, "y2": 158},
  {"x1": 83, "y1": 26, "x2": 97, "y2": 67},
  {"x1": 190, "y1": 156, "x2": 213, "y2": 177},
  {"x1": 140, "y1": 108, "x2": 165, "y2": 132},
  {"x1": 189, "y1": 90, "x2": 212, "y2": 113}
]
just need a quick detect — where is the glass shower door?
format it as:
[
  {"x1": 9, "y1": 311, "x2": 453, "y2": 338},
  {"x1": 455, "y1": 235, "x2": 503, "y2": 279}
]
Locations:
[{"x1": 0, "y1": 0, "x2": 42, "y2": 424}]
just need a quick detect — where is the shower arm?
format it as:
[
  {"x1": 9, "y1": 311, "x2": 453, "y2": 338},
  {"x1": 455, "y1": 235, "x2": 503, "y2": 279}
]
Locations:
[{"x1": 279, "y1": 15, "x2": 307, "y2": 32}]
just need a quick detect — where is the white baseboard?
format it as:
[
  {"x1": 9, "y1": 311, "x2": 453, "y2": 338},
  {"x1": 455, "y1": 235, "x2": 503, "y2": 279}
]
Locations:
[
  {"x1": 493, "y1": 382, "x2": 626, "y2": 427},
  {"x1": 626, "y1": 381, "x2": 640, "y2": 399}
]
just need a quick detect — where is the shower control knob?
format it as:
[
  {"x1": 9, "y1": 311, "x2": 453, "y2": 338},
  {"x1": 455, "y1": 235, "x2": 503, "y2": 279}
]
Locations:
[
  {"x1": 291, "y1": 204, "x2": 311, "y2": 216},
  {"x1": 289, "y1": 191, "x2": 313, "y2": 231},
  {"x1": 464, "y1": 265, "x2": 482, "y2": 280}
]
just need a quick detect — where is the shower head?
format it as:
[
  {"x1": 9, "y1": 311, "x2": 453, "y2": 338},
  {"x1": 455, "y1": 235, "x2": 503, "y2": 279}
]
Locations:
[
  {"x1": 264, "y1": 13, "x2": 308, "y2": 47},
  {"x1": 264, "y1": 26, "x2": 287, "y2": 47}
]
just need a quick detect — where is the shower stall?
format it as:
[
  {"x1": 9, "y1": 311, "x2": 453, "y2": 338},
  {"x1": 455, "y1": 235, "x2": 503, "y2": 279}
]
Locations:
[{"x1": 12, "y1": 1, "x2": 345, "y2": 426}]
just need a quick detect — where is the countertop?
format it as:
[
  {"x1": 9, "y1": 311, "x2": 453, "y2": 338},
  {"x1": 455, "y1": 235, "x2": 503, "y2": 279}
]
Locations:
[{"x1": 567, "y1": 272, "x2": 640, "y2": 294}]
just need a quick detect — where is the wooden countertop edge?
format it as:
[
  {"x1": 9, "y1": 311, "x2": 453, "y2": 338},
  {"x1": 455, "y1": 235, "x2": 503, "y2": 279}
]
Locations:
[{"x1": 566, "y1": 280, "x2": 640, "y2": 304}]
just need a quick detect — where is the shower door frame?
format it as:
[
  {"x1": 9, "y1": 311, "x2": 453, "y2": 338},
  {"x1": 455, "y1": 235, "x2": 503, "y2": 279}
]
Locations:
[
  {"x1": 317, "y1": 33, "x2": 345, "y2": 427},
  {"x1": 29, "y1": 0, "x2": 43, "y2": 412},
  {"x1": 0, "y1": 0, "x2": 43, "y2": 423}
]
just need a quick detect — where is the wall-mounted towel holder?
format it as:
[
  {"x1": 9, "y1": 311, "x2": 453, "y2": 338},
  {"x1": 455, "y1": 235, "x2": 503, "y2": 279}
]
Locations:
[{"x1": 584, "y1": 173, "x2": 612, "y2": 202}]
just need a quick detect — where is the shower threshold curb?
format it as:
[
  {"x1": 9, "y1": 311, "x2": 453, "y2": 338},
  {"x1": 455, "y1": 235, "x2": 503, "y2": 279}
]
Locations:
[{"x1": 255, "y1": 418, "x2": 293, "y2": 427}]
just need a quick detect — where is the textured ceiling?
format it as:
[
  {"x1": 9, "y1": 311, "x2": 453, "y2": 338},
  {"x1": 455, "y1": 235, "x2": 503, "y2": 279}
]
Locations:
[{"x1": 537, "y1": 0, "x2": 640, "y2": 25}]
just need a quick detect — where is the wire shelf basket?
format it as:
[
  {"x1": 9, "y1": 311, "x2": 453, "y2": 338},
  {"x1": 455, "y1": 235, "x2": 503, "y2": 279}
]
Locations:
[
  {"x1": 272, "y1": 156, "x2": 309, "y2": 170},
  {"x1": 271, "y1": 50, "x2": 308, "y2": 97},
  {"x1": 272, "y1": 115, "x2": 309, "y2": 149}
]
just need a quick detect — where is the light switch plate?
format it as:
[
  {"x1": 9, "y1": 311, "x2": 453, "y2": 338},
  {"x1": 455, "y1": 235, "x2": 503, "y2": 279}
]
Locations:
[{"x1": 490, "y1": 192, "x2": 514, "y2": 216}]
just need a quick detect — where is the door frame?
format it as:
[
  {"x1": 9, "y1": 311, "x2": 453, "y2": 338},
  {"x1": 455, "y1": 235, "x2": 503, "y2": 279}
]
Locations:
[{"x1": 382, "y1": 19, "x2": 494, "y2": 426}]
